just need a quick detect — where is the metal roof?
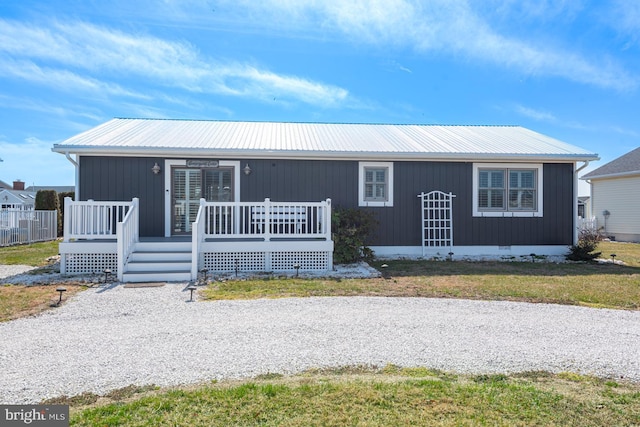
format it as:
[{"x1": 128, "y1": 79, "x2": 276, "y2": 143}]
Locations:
[
  {"x1": 52, "y1": 118, "x2": 599, "y2": 162},
  {"x1": 581, "y1": 146, "x2": 640, "y2": 180}
]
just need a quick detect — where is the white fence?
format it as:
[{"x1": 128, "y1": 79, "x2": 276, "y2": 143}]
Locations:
[
  {"x1": 0, "y1": 210, "x2": 57, "y2": 246},
  {"x1": 578, "y1": 216, "x2": 598, "y2": 232}
]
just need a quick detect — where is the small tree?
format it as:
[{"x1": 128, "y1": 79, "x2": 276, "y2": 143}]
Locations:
[
  {"x1": 332, "y1": 208, "x2": 378, "y2": 264},
  {"x1": 566, "y1": 227, "x2": 603, "y2": 261},
  {"x1": 35, "y1": 190, "x2": 58, "y2": 211}
]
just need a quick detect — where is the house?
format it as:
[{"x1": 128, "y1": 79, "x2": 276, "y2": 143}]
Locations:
[
  {"x1": 581, "y1": 146, "x2": 640, "y2": 242},
  {"x1": 26, "y1": 185, "x2": 75, "y2": 193},
  {"x1": 0, "y1": 180, "x2": 36, "y2": 210},
  {"x1": 577, "y1": 196, "x2": 591, "y2": 219},
  {"x1": 52, "y1": 119, "x2": 598, "y2": 282}
]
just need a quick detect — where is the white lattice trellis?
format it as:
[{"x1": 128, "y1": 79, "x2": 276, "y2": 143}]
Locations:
[{"x1": 418, "y1": 191, "x2": 456, "y2": 256}]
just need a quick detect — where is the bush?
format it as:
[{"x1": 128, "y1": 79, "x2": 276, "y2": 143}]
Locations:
[
  {"x1": 57, "y1": 192, "x2": 75, "y2": 237},
  {"x1": 566, "y1": 227, "x2": 603, "y2": 261},
  {"x1": 332, "y1": 208, "x2": 378, "y2": 264},
  {"x1": 35, "y1": 190, "x2": 59, "y2": 211}
]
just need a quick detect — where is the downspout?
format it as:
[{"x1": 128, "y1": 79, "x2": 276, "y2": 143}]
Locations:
[
  {"x1": 63, "y1": 152, "x2": 79, "y2": 201},
  {"x1": 573, "y1": 160, "x2": 590, "y2": 245}
]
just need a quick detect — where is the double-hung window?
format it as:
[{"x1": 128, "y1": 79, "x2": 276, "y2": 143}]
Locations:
[
  {"x1": 359, "y1": 162, "x2": 394, "y2": 207},
  {"x1": 473, "y1": 163, "x2": 542, "y2": 217}
]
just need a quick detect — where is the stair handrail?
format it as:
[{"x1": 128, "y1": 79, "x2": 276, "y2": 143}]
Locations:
[
  {"x1": 191, "y1": 198, "x2": 206, "y2": 281},
  {"x1": 116, "y1": 198, "x2": 139, "y2": 282}
]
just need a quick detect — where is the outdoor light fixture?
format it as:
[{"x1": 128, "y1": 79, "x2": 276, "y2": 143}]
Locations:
[
  {"x1": 152, "y1": 162, "x2": 161, "y2": 174},
  {"x1": 103, "y1": 269, "x2": 112, "y2": 283},
  {"x1": 603, "y1": 210, "x2": 611, "y2": 234},
  {"x1": 187, "y1": 285, "x2": 197, "y2": 302},
  {"x1": 380, "y1": 264, "x2": 389, "y2": 279},
  {"x1": 293, "y1": 263, "x2": 301, "y2": 277},
  {"x1": 243, "y1": 163, "x2": 252, "y2": 175},
  {"x1": 55, "y1": 287, "x2": 66, "y2": 306}
]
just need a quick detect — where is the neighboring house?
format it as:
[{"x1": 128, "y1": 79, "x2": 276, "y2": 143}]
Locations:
[
  {"x1": 0, "y1": 181, "x2": 36, "y2": 210},
  {"x1": 26, "y1": 185, "x2": 75, "y2": 193},
  {"x1": 577, "y1": 196, "x2": 591, "y2": 219},
  {"x1": 581, "y1": 146, "x2": 640, "y2": 242},
  {"x1": 52, "y1": 119, "x2": 598, "y2": 282}
]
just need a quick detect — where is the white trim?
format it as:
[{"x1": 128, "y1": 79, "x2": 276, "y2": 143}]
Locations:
[
  {"x1": 164, "y1": 159, "x2": 240, "y2": 237},
  {"x1": 472, "y1": 163, "x2": 543, "y2": 217},
  {"x1": 358, "y1": 161, "x2": 394, "y2": 207},
  {"x1": 53, "y1": 146, "x2": 598, "y2": 163},
  {"x1": 371, "y1": 245, "x2": 568, "y2": 258}
]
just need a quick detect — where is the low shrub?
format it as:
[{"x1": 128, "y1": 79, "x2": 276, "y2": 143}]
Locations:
[
  {"x1": 332, "y1": 208, "x2": 378, "y2": 264},
  {"x1": 566, "y1": 227, "x2": 602, "y2": 261}
]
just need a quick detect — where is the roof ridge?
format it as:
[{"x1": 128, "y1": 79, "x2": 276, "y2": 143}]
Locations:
[{"x1": 113, "y1": 117, "x2": 521, "y2": 127}]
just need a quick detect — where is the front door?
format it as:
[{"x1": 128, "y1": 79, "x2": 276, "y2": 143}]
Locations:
[{"x1": 172, "y1": 167, "x2": 233, "y2": 234}]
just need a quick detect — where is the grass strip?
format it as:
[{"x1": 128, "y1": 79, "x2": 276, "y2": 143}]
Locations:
[
  {"x1": 203, "y1": 256, "x2": 640, "y2": 310},
  {"x1": 66, "y1": 366, "x2": 640, "y2": 426}
]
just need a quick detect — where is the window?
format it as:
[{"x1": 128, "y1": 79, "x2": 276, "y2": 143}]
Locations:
[
  {"x1": 473, "y1": 163, "x2": 543, "y2": 217},
  {"x1": 359, "y1": 162, "x2": 393, "y2": 207}
]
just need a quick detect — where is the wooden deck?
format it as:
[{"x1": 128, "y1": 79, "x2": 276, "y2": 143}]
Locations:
[{"x1": 59, "y1": 198, "x2": 333, "y2": 281}]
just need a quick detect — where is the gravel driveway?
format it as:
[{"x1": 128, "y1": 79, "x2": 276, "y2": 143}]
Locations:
[{"x1": 1, "y1": 281, "x2": 639, "y2": 404}]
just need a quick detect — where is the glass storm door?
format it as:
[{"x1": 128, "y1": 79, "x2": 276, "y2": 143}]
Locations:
[{"x1": 172, "y1": 167, "x2": 233, "y2": 234}]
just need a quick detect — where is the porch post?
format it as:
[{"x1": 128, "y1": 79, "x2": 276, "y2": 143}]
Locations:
[
  {"x1": 191, "y1": 198, "x2": 206, "y2": 280},
  {"x1": 63, "y1": 197, "x2": 71, "y2": 243},
  {"x1": 326, "y1": 198, "x2": 333, "y2": 271},
  {"x1": 264, "y1": 198, "x2": 272, "y2": 242}
]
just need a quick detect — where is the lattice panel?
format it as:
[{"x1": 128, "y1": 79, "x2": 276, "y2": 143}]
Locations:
[
  {"x1": 63, "y1": 253, "x2": 117, "y2": 275},
  {"x1": 271, "y1": 251, "x2": 329, "y2": 271},
  {"x1": 203, "y1": 252, "x2": 266, "y2": 272},
  {"x1": 418, "y1": 191, "x2": 456, "y2": 253}
]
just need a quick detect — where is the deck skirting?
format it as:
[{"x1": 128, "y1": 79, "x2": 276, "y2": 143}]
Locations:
[
  {"x1": 200, "y1": 240, "x2": 334, "y2": 273},
  {"x1": 59, "y1": 239, "x2": 334, "y2": 277}
]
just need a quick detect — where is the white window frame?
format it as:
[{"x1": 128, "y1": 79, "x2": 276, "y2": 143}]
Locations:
[
  {"x1": 472, "y1": 163, "x2": 543, "y2": 217},
  {"x1": 358, "y1": 161, "x2": 394, "y2": 207}
]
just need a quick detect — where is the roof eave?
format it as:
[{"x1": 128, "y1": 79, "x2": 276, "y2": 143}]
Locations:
[
  {"x1": 52, "y1": 146, "x2": 599, "y2": 163},
  {"x1": 581, "y1": 170, "x2": 640, "y2": 180}
]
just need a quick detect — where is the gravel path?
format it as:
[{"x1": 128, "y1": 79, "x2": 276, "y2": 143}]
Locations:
[{"x1": 1, "y1": 281, "x2": 639, "y2": 404}]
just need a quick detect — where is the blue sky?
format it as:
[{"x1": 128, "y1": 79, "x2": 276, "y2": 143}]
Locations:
[{"x1": 1, "y1": 0, "x2": 639, "y2": 194}]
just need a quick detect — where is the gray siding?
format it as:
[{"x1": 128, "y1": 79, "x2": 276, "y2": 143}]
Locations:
[
  {"x1": 79, "y1": 156, "x2": 165, "y2": 237},
  {"x1": 78, "y1": 156, "x2": 574, "y2": 245}
]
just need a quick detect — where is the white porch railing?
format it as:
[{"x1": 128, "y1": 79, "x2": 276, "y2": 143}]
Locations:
[
  {"x1": 63, "y1": 197, "x2": 135, "y2": 241},
  {"x1": 199, "y1": 198, "x2": 332, "y2": 240},
  {"x1": 116, "y1": 198, "x2": 139, "y2": 281},
  {"x1": 63, "y1": 197, "x2": 332, "y2": 279}
]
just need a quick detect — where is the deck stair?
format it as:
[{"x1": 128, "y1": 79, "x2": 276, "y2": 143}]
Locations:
[{"x1": 122, "y1": 240, "x2": 192, "y2": 283}]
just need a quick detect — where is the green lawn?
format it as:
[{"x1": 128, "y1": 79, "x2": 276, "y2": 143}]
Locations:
[
  {"x1": 203, "y1": 242, "x2": 640, "y2": 310},
  {"x1": 64, "y1": 366, "x2": 640, "y2": 426},
  {"x1": 0, "y1": 240, "x2": 59, "y2": 266}
]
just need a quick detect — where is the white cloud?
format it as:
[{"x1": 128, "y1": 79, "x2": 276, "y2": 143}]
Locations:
[
  {"x1": 0, "y1": 18, "x2": 352, "y2": 108},
  {"x1": 199, "y1": 0, "x2": 636, "y2": 91},
  {"x1": 0, "y1": 58, "x2": 151, "y2": 99},
  {"x1": 0, "y1": 137, "x2": 75, "y2": 186},
  {"x1": 609, "y1": 1, "x2": 640, "y2": 46},
  {"x1": 514, "y1": 105, "x2": 557, "y2": 122}
]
